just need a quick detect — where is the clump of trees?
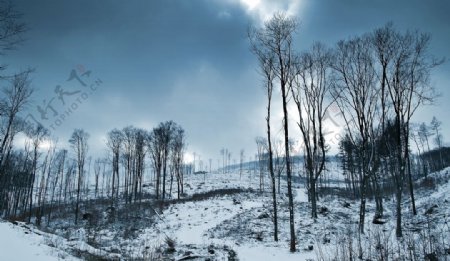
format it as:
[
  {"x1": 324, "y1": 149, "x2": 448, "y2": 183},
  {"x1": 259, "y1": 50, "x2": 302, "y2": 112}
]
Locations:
[
  {"x1": 1, "y1": 121, "x2": 188, "y2": 225},
  {"x1": 0, "y1": 1, "x2": 32, "y2": 219},
  {"x1": 249, "y1": 13, "x2": 443, "y2": 253},
  {"x1": 0, "y1": 2, "x2": 192, "y2": 226},
  {"x1": 336, "y1": 23, "x2": 442, "y2": 239}
]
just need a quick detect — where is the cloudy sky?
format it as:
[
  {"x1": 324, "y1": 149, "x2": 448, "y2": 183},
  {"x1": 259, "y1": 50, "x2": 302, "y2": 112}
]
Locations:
[{"x1": 5, "y1": 0, "x2": 450, "y2": 166}]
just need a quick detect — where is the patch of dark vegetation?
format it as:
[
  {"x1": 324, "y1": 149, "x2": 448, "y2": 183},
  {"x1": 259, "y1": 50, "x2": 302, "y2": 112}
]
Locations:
[
  {"x1": 71, "y1": 249, "x2": 115, "y2": 261},
  {"x1": 419, "y1": 177, "x2": 437, "y2": 190},
  {"x1": 164, "y1": 236, "x2": 176, "y2": 253},
  {"x1": 223, "y1": 245, "x2": 238, "y2": 261},
  {"x1": 156, "y1": 188, "x2": 255, "y2": 209}
]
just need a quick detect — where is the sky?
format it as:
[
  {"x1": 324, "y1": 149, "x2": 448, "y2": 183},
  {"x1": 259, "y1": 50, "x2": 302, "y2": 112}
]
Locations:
[{"x1": 4, "y1": 0, "x2": 450, "y2": 168}]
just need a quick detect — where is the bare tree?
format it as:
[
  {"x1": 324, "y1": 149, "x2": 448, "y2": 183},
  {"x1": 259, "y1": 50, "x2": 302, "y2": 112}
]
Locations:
[
  {"x1": 418, "y1": 122, "x2": 432, "y2": 152},
  {"x1": 36, "y1": 140, "x2": 55, "y2": 226},
  {"x1": 291, "y1": 42, "x2": 332, "y2": 219},
  {"x1": 94, "y1": 158, "x2": 101, "y2": 198},
  {"x1": 384, "y1": 28, "x2": 441, "y2": 236},
  {"x1": 239, "y1": 149, "x2": 245, "y2": 179},
  {"x1": 69, "y1": 129, "x2": 89, "y2": 224},
  {"x1": 0, "y1": 1, "x2": 28, "y2": 215},
  {"x1": 148, "y1": 127, "x2": 163, "y2": 199},
  {"x1": 25, "y1": 124, "x2": 48, "y2": 223},
  {"x1": 430, "y1": 116, "x2": 443, "y2": 169},
  {"x1": 0, "y1": 1, "x2": 26, "y2": 54},
  {"x1": 134, "y1": 128, "x2": 147, "y2": 203},
  {"x1": 332, "y1": 35, "x2": 379, "y2": 234},
  {"x1": 160, "y1": 121, "x2": 175, "y2": 200},
  {"x1": 249, "y1": 12, "x2": 298, "y2": 251},
  {"x1": 107, "y1": 129, "x2": 122, "y2": 202},
  {"x1": 48, "y1": 148, "x2": 66, "y2": 224},
  {"x1": 250, "y1": 40, "x2": 279, "y2": 240},
  {"x1": 171, "y1": 125, "x2": 185, "y2": 199},
  {"x1": 122, "y1": 126, "x2": 135, "y2": 203},
  {"x1": 0, "y1": 71, "x2": 33, "y2": 169},
  {"x1": 372, "y1": 23, "x2": 397, "y2": 132},
  {"x1": 255, "y1": 137, "x2": 266, "y2": 192}
]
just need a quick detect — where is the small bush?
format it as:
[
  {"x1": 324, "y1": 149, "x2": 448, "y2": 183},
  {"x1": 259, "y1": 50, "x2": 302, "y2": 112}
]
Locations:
[{"x1": 164, "y1": 236, "x2": 176, "y2": 253}]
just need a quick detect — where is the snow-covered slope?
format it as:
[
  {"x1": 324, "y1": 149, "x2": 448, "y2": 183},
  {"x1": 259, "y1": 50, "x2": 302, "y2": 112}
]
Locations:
[
  {"x1": 1, "y1": 167, "x2": 449, "y2": 260},
  {"x1": 0, "y1": 221, "x2": 79, "y2": 261}
]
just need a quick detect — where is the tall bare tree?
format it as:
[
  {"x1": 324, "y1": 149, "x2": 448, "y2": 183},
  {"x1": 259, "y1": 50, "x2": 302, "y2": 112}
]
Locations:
[
  {"x1": 250, "y1": 41, "x2": 279, "y2": 240},
  {"x1": 148, "y1": 127, "x2": 163, "y2": 199},
  {"x1": 0, "y1": 0, "x2": 28, "y2": 215},
  {"x1": 122, "y1": 126, "x2": 135, "y2": 203},
  {"x1": 160, "y1": 121, "x2": 175, "y2": 200},
  {"x1": 332, "y1": 35, "x2": 379, "y2": 234},
  {"x1": 255, "y1": 137, "x2": 266, "y2": 192},
  {"x1": 0, "y1": 71, "x2": 33, "y2": 169},
  {"x1": 170, "y1": 125, "x2": 185, "y2": 199},
  {"x1": 25, "y1": 124, "x2": 48, "y2": 223},
  {"x1": 249, "y1": 12, "x2": 297, "y2": 251},
  {"x1": 0, "y1": 1, "x2": 26, "y2": 54},
  {"x1": 430, "y1": 116, "x2": 443, "y2": 169},
  {"x1": 291, "y1": 42, "x2": 332, "y2": 219},
  {"x1": 107, "y1": 129, "x2": 122, "y2": 202},
  {"x1": 382, "y1": 27, "x2": 441, "y2": 236},
  {"x1": 133, "y1": 127, "x2": 147, "y2": 202},
  {"x1": 69, "y1": 129, "x2": 89, "y2": 224}
]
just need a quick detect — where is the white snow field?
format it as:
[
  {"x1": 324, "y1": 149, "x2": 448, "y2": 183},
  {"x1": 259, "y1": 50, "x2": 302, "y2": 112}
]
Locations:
[
  {"x1": 0, "y1": 220, "x2": 79, "y2": 261},
  {"x1": 1, "y1": 165, "x2": 449, "y2": 260}
]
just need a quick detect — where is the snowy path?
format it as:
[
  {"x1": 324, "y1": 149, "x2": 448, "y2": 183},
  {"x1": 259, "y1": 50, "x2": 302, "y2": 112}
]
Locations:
[
  {"x1": 162, "y1": 198, "x2": 261, "y2": 245},
  {"x1": 295, "y1": 187, "x2": 308, "y2": 202}
]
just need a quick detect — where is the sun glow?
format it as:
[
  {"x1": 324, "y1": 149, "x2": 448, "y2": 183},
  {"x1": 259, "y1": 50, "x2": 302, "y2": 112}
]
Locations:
[
  {"x1": 241, "y1": 0, "x2": 261, "y2": 11},
  {"x1": 184, "y1": 152, "x2": 194, "y2": 164},
  {"x1": 238, "y1": 0, "x2": 304, "y2": 23}
]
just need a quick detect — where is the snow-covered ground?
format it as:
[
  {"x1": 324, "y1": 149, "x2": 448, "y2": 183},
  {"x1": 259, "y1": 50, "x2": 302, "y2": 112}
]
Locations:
[
  {"x1": 0, "y1": 220, "x2": 79, "y2": 261},
  {"x1": 1, "y1": 166, "x2": 449, "y2": 260}
]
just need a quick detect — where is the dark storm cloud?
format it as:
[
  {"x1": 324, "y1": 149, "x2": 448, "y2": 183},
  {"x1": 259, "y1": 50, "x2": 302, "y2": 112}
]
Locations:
[
  {"x1": 4, "y1": 0, "x2": 450, "y2": 161},
  {"x1": 6, "y1": 0, "x2": 262, "y2": 160}
]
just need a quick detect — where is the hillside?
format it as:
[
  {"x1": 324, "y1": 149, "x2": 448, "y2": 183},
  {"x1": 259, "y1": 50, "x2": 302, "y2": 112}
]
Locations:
[{"x1": 1, "y1": 166, "x2": 449, "y2": 260}]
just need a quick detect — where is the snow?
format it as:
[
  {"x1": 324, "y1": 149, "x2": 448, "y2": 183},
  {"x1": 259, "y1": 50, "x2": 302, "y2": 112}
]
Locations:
[
  {"x1": 1, "y1": 165, "x2": 449, "y2": 260},
  {"x1": 164, "y1": 199, "x2": 261, "y2": 245},
  {"x1": 0, "y1": 221, "x2": 78, "y2": 261},
  {"x1": 236, "y1": 245, "x2": 316, "y2": 261},
  {"x1": 295, "y1": 187, "x2": 308, "y2": 202}
]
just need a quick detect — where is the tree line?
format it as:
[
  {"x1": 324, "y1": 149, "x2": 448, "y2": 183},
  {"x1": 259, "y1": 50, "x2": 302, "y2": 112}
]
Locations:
[{"x1": 0, "y1": 3, "x2": 188, "y2": 225}]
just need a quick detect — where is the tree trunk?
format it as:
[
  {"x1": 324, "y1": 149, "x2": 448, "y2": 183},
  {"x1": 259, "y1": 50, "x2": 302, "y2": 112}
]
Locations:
[
  {"x1": 359, "y1": 175, "x2": 367, "y2": 234},
  {"x1": 395, "y1": 186, "x2": 402, "y2": 237},
  {"x1": 311, "y1": 177, "x2": 317, "y2": 219},
  {"x1": 266, "y1": 90, "x2": 278, "y2": 241},
  {"x1": 281, "y1": 82, "x2": 296, "y2": 252},
  {"x1": 162, "y1": 155, "x2": 167, "y2": 200},
  {"x1": 406, "y1": 148, "x2": 417, "y2": 215},
  {"x1": 372, "y1": 174, "x2": 383, "y2": 219}
]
